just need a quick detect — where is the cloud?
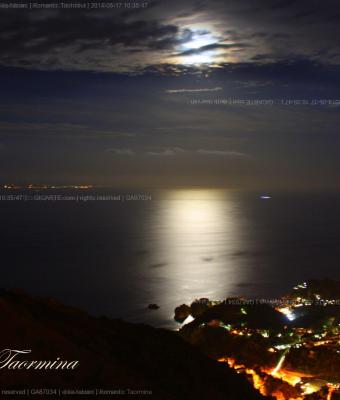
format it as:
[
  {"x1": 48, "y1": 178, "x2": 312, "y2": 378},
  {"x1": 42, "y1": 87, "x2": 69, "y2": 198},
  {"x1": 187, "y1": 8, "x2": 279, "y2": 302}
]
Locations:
[
  {"x1": 0, "y1": 0, "x2": 340, "y2": 72},
  {"x1": 165, "y1": 87, "x2": 223, "y2": 93},
  {"x1": 106, "y1": 148, "x2": 135, "y2": 156},
  {"x1": 173, "y1": 42, "x2": 251, "y2": 57},
  {"x1": 0, "y1": 7, "x2": 182, "y2": 72},
  {"x1": 196, "y1": 149, "x2": 248, "y2": 158},
  {"x1": 146, "y1": 147, "x2": 185, "y2": 156},
  {"x1": 119, "y1": 147, "x2": 248, "y2": 158},
  {"x1": 0, "y1": 121, "x2": 135, "y2": 139}
]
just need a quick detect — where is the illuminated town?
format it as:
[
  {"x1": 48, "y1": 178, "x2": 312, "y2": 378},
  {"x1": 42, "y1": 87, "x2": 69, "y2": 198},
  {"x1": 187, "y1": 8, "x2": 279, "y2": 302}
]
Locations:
[
  {"x1": 176, "y1": 280, "x2": 340, "y2": 400},
  {"x1": 0, "y1": 184, "x2": 94, "y2": 190}
]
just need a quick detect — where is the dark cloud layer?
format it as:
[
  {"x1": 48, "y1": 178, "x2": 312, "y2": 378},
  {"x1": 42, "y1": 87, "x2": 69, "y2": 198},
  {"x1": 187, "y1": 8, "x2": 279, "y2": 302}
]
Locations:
[{"x1": 1, "y1": 0, "x2": 340, "y2": 72}]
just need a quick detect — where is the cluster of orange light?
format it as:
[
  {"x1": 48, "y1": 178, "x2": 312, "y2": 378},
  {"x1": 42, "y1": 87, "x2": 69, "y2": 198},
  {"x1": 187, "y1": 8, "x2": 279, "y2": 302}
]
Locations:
[
  {"x1": 268, "y1": 369, "x2": 303, "y2": 387},
  {"x1": 218, "y1": 357, "x2": 304, "y2": 400},
  {"x1": 327, "y1": 384, "x2": 340, "y2": 400},
  {"x1": 218, "y1": 351, "x2": 339, "y2": 399},
  {"x1": 327, "y1": 387, "x2": 333, "y2": 400},
  {"x1": 218, "y1": 358, "x2": 269, "y2": 397},
  {"x1": 271, "y1": 391, "x2": 287, "y2": 400}
]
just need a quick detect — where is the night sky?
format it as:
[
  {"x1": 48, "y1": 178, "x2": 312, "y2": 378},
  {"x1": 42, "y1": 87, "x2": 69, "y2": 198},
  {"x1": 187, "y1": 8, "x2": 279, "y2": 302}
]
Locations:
[{"x1": 0, "y1": 0, "x2": 340, "y2": 190}]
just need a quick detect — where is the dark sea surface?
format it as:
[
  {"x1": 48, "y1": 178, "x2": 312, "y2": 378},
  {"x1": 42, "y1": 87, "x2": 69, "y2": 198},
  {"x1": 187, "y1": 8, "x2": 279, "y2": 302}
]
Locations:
[{"x1": 1, "y1": 189, "x2": 340, "y2": 329}]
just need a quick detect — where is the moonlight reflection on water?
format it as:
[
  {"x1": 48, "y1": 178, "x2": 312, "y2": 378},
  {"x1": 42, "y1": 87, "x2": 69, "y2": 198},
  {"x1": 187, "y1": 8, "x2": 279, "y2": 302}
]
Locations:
[{"x1": 147, "y1": 189, "x2": 248, "y2": 308}]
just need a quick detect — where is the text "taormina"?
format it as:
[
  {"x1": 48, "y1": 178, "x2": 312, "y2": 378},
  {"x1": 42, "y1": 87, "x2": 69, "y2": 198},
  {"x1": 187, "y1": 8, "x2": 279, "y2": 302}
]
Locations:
[{"x1": 0, "y1": 349, "x2": 79, "y2": 370}]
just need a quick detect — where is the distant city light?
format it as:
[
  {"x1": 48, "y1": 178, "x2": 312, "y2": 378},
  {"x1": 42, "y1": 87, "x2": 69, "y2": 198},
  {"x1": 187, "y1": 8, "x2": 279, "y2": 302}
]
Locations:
[{"x1": 277, "y1": 307, "x2": 296, "y2": 321}]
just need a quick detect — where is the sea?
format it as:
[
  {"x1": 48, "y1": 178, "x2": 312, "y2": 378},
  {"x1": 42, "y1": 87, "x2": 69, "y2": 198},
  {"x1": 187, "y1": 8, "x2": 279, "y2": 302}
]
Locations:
[{"x1": 1, "y1": 188, "x2": 340, "y2": 329}]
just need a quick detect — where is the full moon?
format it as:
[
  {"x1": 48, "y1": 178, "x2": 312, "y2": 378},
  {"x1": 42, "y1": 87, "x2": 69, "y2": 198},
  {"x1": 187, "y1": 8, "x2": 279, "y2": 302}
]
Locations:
[{"x1": 180, "y1": 31, "x2": 218, "y2": 65}]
